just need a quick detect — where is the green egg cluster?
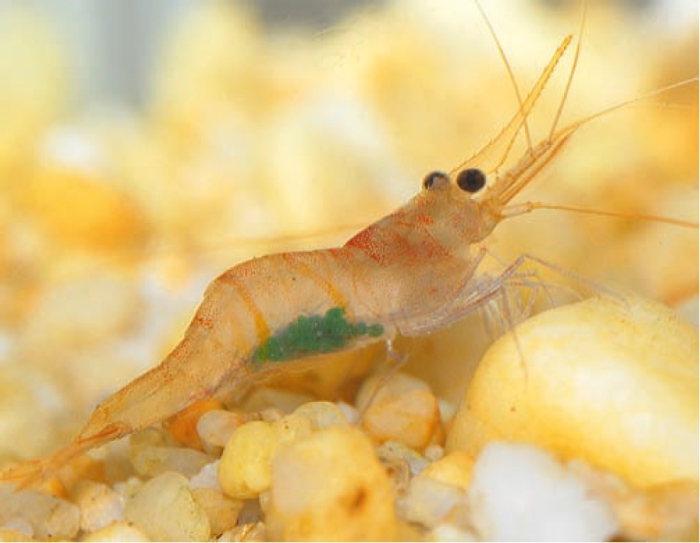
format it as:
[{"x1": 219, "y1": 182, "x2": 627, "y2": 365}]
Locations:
[{"x1": 252, "y1": 307, "x2": 384, "y2": 366}]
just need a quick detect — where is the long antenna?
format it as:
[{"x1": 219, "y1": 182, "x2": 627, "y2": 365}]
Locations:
[
  {"x1": 473, "y1": 0, "x2": 533, "y2": 150},
  {"x1": 549, "y1": 0, "x2": 587, "y2": 140},
  {"x1": 502, "y1": 201, "x2": 699, "y2": 229}
]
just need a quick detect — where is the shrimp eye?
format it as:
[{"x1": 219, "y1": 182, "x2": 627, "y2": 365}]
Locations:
[
  {"x1": 422, "y1": 171, "x2": 450, "y2": 190},
  {"x1": 456, "y1": 168, "x2": 487, "y2": 193}
]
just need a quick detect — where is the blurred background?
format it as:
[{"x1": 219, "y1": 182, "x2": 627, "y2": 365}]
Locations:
[{"x1": 0, "y1": 0, "x2": 696, "y2": 461}]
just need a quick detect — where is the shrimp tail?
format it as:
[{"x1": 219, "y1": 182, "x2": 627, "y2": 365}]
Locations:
[
  {"x1": 0, "y1": 424, "x2": 124, "y2": 491},
  {"x1": 1, "y1": 312, "x2": 248, "y2": 489}
]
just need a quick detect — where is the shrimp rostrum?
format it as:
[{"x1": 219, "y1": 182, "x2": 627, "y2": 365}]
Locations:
[{"x1": 1, "y1": 24, "x2": 694, "y2": 489}]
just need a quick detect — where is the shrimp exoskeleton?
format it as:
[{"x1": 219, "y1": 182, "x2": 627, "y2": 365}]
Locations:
[{"x1": 1, "y1": 2, "x2": 696, "y2": 490}]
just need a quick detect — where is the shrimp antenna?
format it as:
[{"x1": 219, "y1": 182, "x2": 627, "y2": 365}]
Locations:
[
  {"x1": 505, "y1": 201, "x2": 698, "y2": 229},
  {"x1": 473, "y1": 0, "x2": 533, "y2": 150},
  {"x1": 449, "y1": 34, "x2": 572, "y2": 177},
  {"x1": 549, "y1": 0, "x2": 586, "y2": 139},
  {"x1": 494, "y1": 75, "x2": 698, "y2": 209}
]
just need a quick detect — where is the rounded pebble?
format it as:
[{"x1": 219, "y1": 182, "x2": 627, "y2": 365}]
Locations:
[
  {"x1": 71, "y1": 480, "x2": 124, "y2": 533},
  {"x1": 420, "y1": 450, "x2": 474, "y2": 490},
  {"x1": 218, "y1": 414, "x2": 312, "y2": 499},
  {"x1": 191, "y1": 487, "x2": 244, "y2": 537},
  {"x1": 447, "y1": 296, "x2": 699, "y2": 487},
  {"x1": 196, "y1": 409, "x2": 246, "y2": 452},
  {"x1": 357, "y1": 372, "x2": 440, "y2": 450},
  {"x1": 81, "y1": 521, "x2": 150, "y2": 542},
  {"x1": 129, "y1": 444, "x2": 211, "y2": 479},
  {"x1": 124, "y1": 471, "x2": 211, "y2": 541},
  {"x1": 267, "y1": 426, "x2": 398, "y2": 540},
  {"x1": 401, "y1": 475, "x2": 465, "y2": 529},
  {"x1": 292, "y1": 400, "x2": 349, "y2": 429},
  {"x1": 0, "y1": 486, "x2": 80, "y2": 540}
]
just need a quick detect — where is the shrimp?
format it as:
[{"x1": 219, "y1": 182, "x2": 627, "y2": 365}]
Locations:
[{"x1": 1, "y1": 5, "x2": 696, "y2": 490}]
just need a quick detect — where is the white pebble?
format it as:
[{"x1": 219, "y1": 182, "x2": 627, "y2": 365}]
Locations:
[
  {"x1": 0, "y1": 486, "x2": 80, "y2": 540},
  {"x1": 124, "y1": 471, "x2": 211, "y2": 541},
  {"x1": 467, "y1": 442, "x2": 618, "y2": 541},
  {"x1": 189, "y1": 460, "x2": 222, "y2": 490},
  {"x1": 72, "y1": 480, "x2": 124, "y2": 533}
]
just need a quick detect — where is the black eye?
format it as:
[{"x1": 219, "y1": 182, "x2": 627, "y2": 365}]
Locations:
[
  {"x1": 456, "y1": 168, "x2": 486, "y2": 193},
  {"x1": 422, "y1": 171, "x2": 449, "y2": 190}
]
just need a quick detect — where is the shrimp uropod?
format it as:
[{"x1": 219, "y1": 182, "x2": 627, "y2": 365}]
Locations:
[{"x1": 0, "y1": 0, "x2": 696, "y2": 510}]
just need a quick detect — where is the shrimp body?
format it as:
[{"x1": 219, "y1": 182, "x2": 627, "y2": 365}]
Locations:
[
  {"x1": 1, "y1": 183, "x2": 501, "y2": 487},
  {"x1": 3, "y1": 18, "x2": 676, "y2": 488}
]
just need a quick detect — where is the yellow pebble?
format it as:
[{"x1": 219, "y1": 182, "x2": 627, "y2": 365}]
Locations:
[
  {"x1": 21, "y1": 166, "x2": 146, "y2": 253},
  {"x1": 81, "y1": 521, "x2": 149, "y2": 542},
  {"x1": 421, "y1": 450, "x2": 474, "y2": 490},
  {"x1": 218, "y1": 414, "x2": 312, "y2": 499},
  {"x1": 447, "y1": 295, "x2": 698, "y2": 487},
  {"x1": 267, "y1": 426, "x2": 398, "y2": 540}
]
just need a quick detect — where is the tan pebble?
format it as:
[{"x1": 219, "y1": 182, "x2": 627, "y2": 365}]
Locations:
[
  {"x1": 267, "y1": 426, "x2": 398, "y2": 540},
  {"x1": 400, "y1": 475, "x2": 465, "y2": 529},
  {"x1": 218, "y1": 414, "x2": 312, "y2": 499},
  {"x1": 447, "y1": 296, "x2": 699, "y2": 487},
  {"x1": 376, "y1": 440, "x2": 429, "y2": 476},
  {"x1": 424, "y1": 443, "x2": 445, "y2": 462},
  {"x1": 0, "y1": 528, "x2": 33, "y2": 542},
  {"x1": 196, "y1": 409, "x2": 245, "y2": 452},
  {"x1": 242, "y1": 386, "x2": 315, "y2": 414},
  {"x1": 259, "y1": 407, "x2": 285, "y2": 422},
  {"x1": 617, "y1": 480, "x2": 699, "y2": 541},
  {"x1": 71, "y1": 480, "x2": 124, "y2": 533},
  {"x1": 124, "y1": 471, "x2": 211, "y2": 541},
  {"x1": 421, "y1": 450, "x2": 474, "y2": 490},
  {"x1": 358, "y1": 372, "x2": 440, "y2": 450},
  {"x1": 218, "y1": 521, "x2": 266, "y2": 542},
  {"x1": 80, "y1": 521, "x2": 150, "y2": 542},
  {"x1": 273, "y1": 412, "x2": 314, "y2": 440},
  {"x1": 191, "y1": 487, "x2": 244, "y2": 537},
  {"x1": 129, "y1": 444, "x2": 211, "y2": 479},
  {"x1": 292, "y1": 400, "x2": 349, "y2": 429},
  {"x1": 570, "y1": 461, "x2": 699, "y2": 541}
]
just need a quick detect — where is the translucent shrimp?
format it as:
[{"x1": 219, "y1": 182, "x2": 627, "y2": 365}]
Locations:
[{"x1": 1, "y1": 10, "x2": 696, "y2": 490}]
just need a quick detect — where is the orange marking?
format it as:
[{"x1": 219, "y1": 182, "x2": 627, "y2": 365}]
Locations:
[
  {"x1": 220, "y1": 274, "x2": 270, "y2": 343},
  {"x1": 195, "y1": 315, "x2": 214, "y2": 330},
  {"x1": 346, "y1": 221, "x2": 450, "y2": 266},
  {"x1": 281, "y1": 253, "x2": 348, "y2": 308}
]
